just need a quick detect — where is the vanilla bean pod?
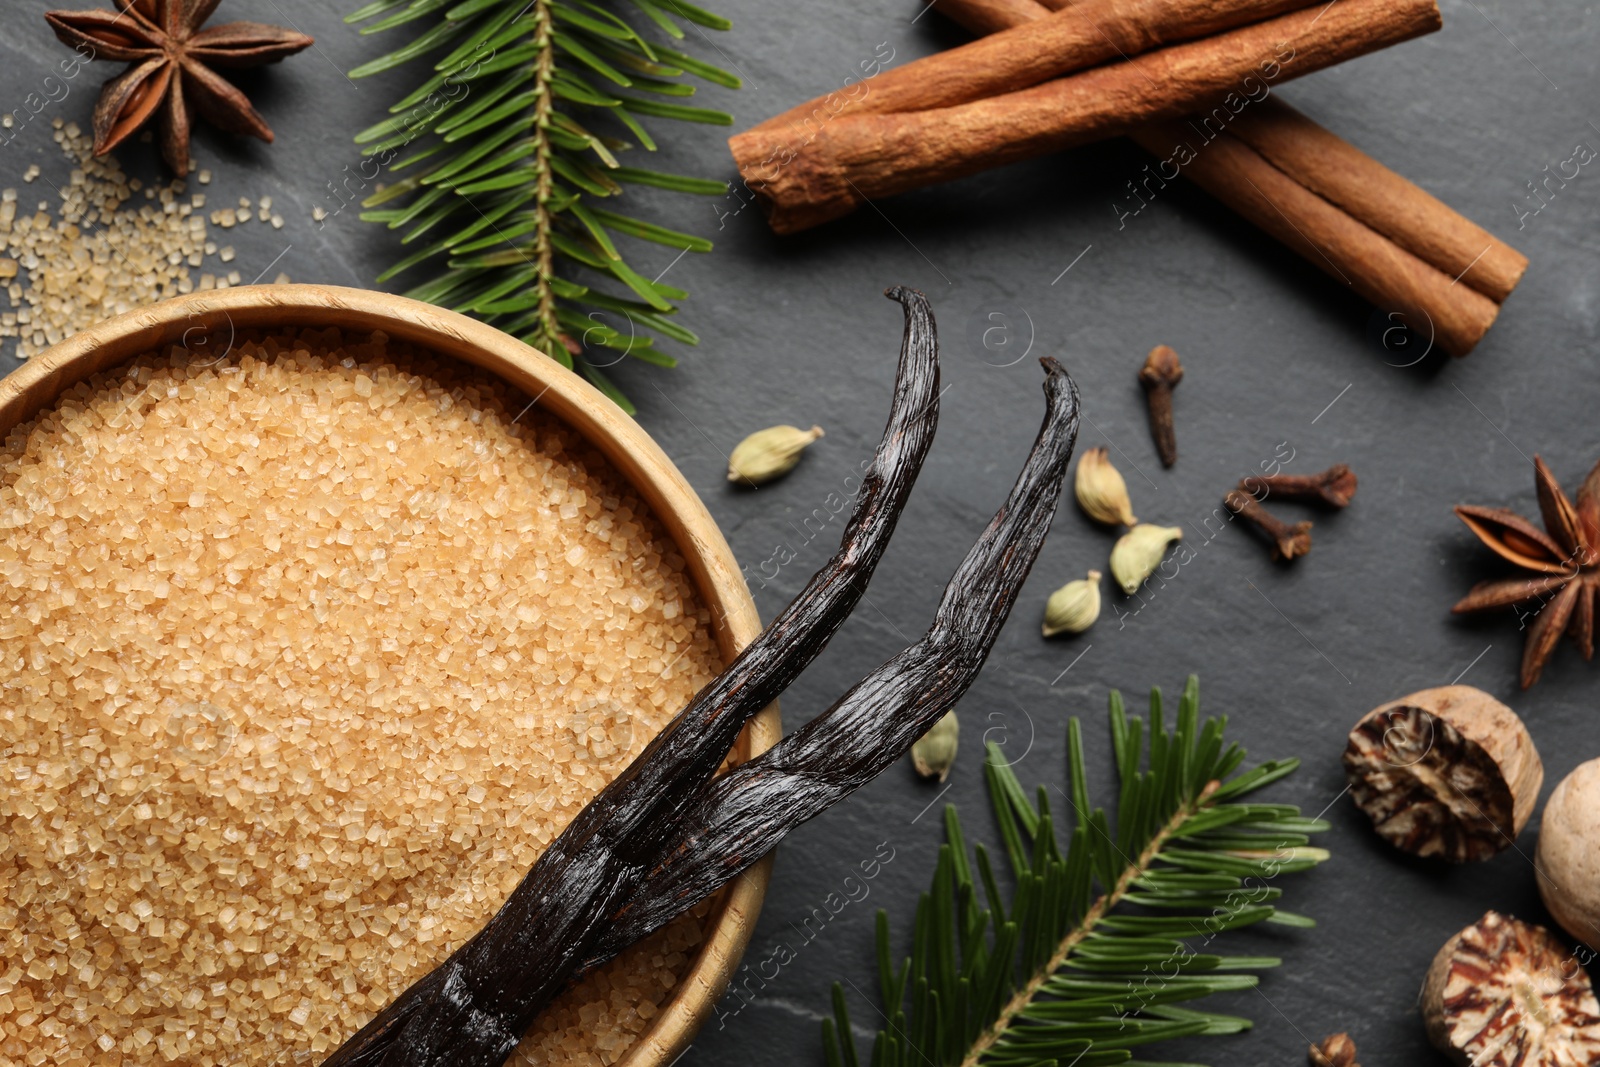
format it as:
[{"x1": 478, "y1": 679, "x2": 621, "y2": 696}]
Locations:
[
  {"x1": 322, "y1": 288, "x2": 942, "y2": 1067},
  {"x1": 587, "y1": 357, "x2": 1080, "y2": 961}
]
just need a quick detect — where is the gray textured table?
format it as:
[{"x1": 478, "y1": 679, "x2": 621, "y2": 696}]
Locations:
[{"x1": 3, "y1": 0, "x2": 1596, "y2": 1063}]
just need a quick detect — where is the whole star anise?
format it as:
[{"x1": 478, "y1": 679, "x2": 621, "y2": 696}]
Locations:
[
  {"x1": 1452, "y1": 456, "x2": 1600, "y2": 688},
  {"x1": 44, "y1": 0, "x2": 312, "y2": 175}
]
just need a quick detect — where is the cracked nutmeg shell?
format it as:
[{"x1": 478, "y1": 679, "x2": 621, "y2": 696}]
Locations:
[
  {"x1": 1536, "y1": 758, "x2": 1600, "y2": 946},
  {"x1": 1308, "y1": 1033, "x2": 1359, "y2": 1067},
  {"x1": 1342, "y1": 685, "x2": 1543, "y2": 862},
  {"x1": 1423, "y1": 911, "x2": 1600, "y2": 1066}
]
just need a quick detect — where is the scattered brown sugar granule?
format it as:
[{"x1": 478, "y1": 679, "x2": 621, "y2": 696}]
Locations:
[
  {"x1": 0, "y1": 120, "x2": 281, "y2": 361},
  {"x1": 0, "y1": 328, "x2": 724, "y2": 1066}
]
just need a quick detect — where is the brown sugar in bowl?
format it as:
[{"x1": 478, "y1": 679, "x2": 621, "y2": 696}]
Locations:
[{"x1": 0, "y1": 284, "x2": 781, "y2": 1065}]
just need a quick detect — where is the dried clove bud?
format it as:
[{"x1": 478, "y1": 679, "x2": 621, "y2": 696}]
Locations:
[
  {"x1": 1042, "y1": 570, "x2": 1101, "y2": 636},
  {"x1": 1423, "y1": 911, "x2": 1600, "y2": 1066},
  {"x1": 910, "y1": 710, "x2": 959, "y2": 782},
  {"x1": 1109, "y1": 524, "x2": 1182, "y2": 594},
  {"x1": 1138, "y1": 344, "x2": 1182, "y2": 467},
  {"x1": 1534, "y1": 758, "x2": 1600, "y2": 946},
  {"x1": 1309, "y1": 1033, "x2": 1359, "y2": 1067},
  {"x1": 728, "y1": 424, "x2": 824, "y2": 485},
  {"x1": 1225, "y1": 489, "x2": 1312, "y2": 561},
  {"x1": 1343, "y1": 686, "x2": 1543, "y2": 863},
  {"x1": 1075, "y1": 447, "x2": 1137, "y2": 527},
  {"x1": 1243, "y1": 464, "x2": 1358, "y2": 508}
]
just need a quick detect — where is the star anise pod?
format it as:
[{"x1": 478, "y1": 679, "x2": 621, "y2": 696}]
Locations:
[
  {"x1": 1452, "y1": 456, "x2": 1600, "y2": 688},
  {"x1": 44, "y1": 0, "x2": 313, "y2": 175}
]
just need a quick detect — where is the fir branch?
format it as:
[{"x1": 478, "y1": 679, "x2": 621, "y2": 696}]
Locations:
[
  {"x1": 530, "y1": 1, "x2": 561, "y2": 357},
  {"x1": 346, "y1": 0, "x2": 738, "y2": 413},
  {"x1": 824, "y1": 677, "x2": 1329, "y2": 1067}
]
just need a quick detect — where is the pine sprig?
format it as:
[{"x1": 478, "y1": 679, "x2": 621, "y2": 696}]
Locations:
[
  {"x1": 345, "y1": 0, "x2": 737, "y2": 413},
  {"x1": 823, "y1": 677, "x2": 1329, "y2": 1067}
]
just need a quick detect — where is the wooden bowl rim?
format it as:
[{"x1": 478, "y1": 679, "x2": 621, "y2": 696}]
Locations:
[{"x1": 2, "y1": 283, "x2": 779, "y2": 1066}]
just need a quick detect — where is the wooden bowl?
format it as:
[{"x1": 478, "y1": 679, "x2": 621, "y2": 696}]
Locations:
[{"x1": 0, "y1": 283, "x2": 780, "y2": 1066}]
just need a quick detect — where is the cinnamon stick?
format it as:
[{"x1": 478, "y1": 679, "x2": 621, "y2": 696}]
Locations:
[
  {"x1": 934, "y1": 0, "x2": 1523, "y2": 354},
  {"x1": 1223, "y1": 98, "x2": 1527, "y2": 303},
  {"x1": 754, "y1": 0, "x2": 1321, "y2": 137},
  {"x1": 931, "y1": 0, "x2": 1056, "y2": 34},
  {"x1": 729, "y1": 0, "x2": 1442, "y2": 234},
  {"x1": 1128, "y1": 120, "x2": 1500, "y2": 356}
]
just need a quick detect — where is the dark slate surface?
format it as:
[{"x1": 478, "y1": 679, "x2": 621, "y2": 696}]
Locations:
[{"x1": 3, "y1": 0, "x2": 1597, "y2": 1063}]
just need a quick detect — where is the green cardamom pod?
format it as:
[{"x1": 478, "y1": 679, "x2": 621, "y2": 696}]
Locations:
[
  {"x1": 1042, "y1": 570, "x2": 1102, "y2": 636},
  {"x1": 728, "y1": 424, "x2": 824, "y2": 485},
  {"x1": 910, "y1": 710, "x2": 959, "y2": 782},
  {"x1": 1075, "y1": 446, "x2": 1137, "y2": 527},
  {"x1": 1110, "y1": 524, "x2": 1182, "y2": 594}
]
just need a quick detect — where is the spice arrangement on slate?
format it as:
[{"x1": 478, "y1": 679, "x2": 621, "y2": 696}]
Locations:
[{"x1": 3, "y1": 0, "x2": 1597, "y2": 1064}]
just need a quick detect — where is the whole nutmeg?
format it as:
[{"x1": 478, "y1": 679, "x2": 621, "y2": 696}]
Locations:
[
  {"x1": 1342, "y1": 686, "x2": 1542, "y2": 862},
  {"x1": 1536, "y1": 758, "x2": 1600, "y2": 945},
  {"x1": 1422, "y1": 911, "x2": 1600, "y2": 1065}
]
